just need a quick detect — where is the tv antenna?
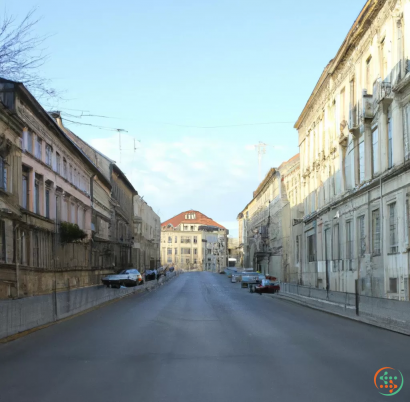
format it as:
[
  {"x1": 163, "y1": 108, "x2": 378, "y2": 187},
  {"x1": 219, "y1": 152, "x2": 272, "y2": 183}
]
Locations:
[
  {"x1": 254, "y1": 142, "x2": 268, "y2": 182},
  {"x1": 117, "y1": 129, "x2": 128, "y2": 166}
]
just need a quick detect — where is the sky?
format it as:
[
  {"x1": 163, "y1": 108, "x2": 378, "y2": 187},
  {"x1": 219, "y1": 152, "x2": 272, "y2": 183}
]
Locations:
[{"x1": 5, "y1": 0, "x2": 365, "y2": 237}]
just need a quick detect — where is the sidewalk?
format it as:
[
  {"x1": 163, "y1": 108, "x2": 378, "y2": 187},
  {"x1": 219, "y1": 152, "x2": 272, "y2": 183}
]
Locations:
[
  {"x1": 265, "y1": 290, "x2": 410, "y2": 336},
  {"x1": 0, "y1": 271, "x2": 182, "y2": 341}
]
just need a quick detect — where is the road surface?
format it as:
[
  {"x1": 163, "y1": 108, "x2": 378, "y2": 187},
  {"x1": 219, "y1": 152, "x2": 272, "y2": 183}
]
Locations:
[{"x1": 0, "y1": 272, "x2": 409, "y2": 402}]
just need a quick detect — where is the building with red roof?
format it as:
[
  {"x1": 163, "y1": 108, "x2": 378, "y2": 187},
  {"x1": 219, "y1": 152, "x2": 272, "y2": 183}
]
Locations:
[{"x1": 161, "y1": 210, "x2": 227, "y2": 272}]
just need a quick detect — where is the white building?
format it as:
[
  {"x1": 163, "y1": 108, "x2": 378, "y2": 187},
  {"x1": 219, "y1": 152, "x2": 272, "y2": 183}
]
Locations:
[{"x1": 295, "y1": 0, "x2": 410, "y2": 300}]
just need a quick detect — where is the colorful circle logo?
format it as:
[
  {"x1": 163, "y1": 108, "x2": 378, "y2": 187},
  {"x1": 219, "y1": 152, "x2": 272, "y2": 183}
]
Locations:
[{"x1": 374, "y1": 367, "x2": 404, "y2": 396}]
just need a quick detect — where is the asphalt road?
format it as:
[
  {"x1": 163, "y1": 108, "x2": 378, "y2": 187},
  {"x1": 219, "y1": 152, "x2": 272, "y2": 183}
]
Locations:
[{"x1": 0, "y1": 272, "x2": 409, "y2": 402}]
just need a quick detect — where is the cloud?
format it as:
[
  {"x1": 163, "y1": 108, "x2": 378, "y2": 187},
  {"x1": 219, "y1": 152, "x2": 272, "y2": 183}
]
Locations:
[{"x1": 88, "y1": 134, "x2": 286, "y2": 231}]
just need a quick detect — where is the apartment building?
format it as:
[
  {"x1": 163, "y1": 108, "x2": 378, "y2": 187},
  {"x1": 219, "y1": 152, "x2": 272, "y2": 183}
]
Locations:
[
  {"x1": 133, "y1": 194, "x2": 161, "y2": 272},
  {"x1": 237, "y1": 154, "x2": 299, "y2": 280},
  {"x1": 161, "y1": 210, "x2": 228, "y2": 271},
  {"x1": 0, "y1": 78, "x2": 110, "y2": 298},
  {"x1": 53, "y1": 114, "x2": 137, "y2": 272},
  {"x1": 295, "y1": 0, "x2": 410, "y2": 299}
]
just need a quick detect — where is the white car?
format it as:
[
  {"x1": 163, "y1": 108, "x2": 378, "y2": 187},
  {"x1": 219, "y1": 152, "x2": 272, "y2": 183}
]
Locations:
[{"x1": 102, "y1": 269, "x2": 143, "y2": 288}]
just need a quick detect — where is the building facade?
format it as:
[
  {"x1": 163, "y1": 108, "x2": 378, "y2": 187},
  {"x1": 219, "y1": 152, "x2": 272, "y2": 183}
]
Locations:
[
  {"x1": 133, "y1": 194, "x2": 161, "y2": 272},
  {"x1": 295, "y1": 0, "x2": 410, "y2": 300},
  {"x1": 0, "y1": 79, "x2": 111, "y2": 299},
  {"x1": 237, "y1": 155, "x2": 299, "y2": 280},
  {"x1": 54, "y1": 114, "x2": 137, "y2": 273},
  {"x1": 161, "y1": 210, "x2": 228, "y2": 271}
]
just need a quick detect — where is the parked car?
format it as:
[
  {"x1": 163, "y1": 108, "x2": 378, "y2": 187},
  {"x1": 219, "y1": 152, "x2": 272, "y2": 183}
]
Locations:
[
  {"x1": 249, "y1": 279, "x2": 280, "y2": 294},
  {"x1": 241, "y1": 273, "x2": 265, "y2": 288},
  {"x1": 102, "y1": 269, "x2": 143, "y2": 288},
  {"x1": 145, "y1": 270, "x2": 157, "y2": 281}
]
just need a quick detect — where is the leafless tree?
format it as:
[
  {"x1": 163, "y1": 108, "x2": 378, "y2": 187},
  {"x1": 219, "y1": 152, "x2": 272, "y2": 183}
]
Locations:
[{"x1": 0, "y1": 8, "x2": 57, "y2": 99}]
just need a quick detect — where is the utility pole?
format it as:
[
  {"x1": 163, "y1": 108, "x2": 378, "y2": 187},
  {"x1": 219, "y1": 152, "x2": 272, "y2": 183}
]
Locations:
[{"x1": 254, "y1": 142, "x2": 267, "y2": 182}]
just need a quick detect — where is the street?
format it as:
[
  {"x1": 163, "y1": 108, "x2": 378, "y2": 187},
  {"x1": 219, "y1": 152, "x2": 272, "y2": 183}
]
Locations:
[{"x1": 0, "y1": 272, "x2": 409, "y2": 402}]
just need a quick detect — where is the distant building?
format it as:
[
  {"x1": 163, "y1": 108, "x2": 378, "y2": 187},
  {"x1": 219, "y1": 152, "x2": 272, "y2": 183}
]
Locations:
[
  {"x1": 161, "y1": 210, "x2": 228, "y2": 271},
  {"x1": 133, "y1": 195, "x2": 161, "y2": 272},
  {"x1": 237, "y1": 154, "x2": 299, "y2": 280}
]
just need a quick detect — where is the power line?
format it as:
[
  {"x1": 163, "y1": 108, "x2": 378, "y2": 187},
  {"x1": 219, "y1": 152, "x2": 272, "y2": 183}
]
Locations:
[
  {"x1": 61, "y1": 117, "x2": 128, "y2": 132},
  {"x1": 163, "y1": 121, "x2": 294, "y2": 129}
]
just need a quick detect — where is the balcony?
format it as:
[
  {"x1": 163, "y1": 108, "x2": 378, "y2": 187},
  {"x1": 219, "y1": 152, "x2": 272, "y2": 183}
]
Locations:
[{"x1": 374, "y1": 80, "x2": 393, "y2": 106}]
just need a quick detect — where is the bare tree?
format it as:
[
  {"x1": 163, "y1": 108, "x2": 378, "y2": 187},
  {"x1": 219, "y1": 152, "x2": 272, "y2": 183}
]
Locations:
[{"x1": 0, "y1": 8, "x2": 57, "y2": 99}]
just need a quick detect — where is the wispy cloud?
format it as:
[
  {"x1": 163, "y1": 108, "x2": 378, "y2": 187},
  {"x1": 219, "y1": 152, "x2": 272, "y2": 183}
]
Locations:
[{"x1": 88, "y1": 134, "x2": 286, "y2": 231}]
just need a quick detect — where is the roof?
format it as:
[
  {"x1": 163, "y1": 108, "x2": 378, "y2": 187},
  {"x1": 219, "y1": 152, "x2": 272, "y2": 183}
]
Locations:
[
  {"x1": 294, "y1": 0, "x2": 383, "y2": 130},
  {"x1": 278, "y1": 153, "x2": 300, "y2": 171},
  {"x1": 0, "y1": 78, "x2": 111, "y2": 189},
  {"x1": 161, "y1": 210, "x2": 226, "y2": 229}
]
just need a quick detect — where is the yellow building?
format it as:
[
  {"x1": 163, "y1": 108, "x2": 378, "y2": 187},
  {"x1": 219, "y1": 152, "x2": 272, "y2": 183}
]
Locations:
[{"x1": 161, "y1": 210, "x2": 228, "y2": 271}]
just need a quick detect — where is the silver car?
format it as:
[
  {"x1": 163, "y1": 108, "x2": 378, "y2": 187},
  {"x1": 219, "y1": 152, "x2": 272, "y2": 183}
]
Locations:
[{"x1": 102, "y1": 269, "x2": 143, "y2": 288}]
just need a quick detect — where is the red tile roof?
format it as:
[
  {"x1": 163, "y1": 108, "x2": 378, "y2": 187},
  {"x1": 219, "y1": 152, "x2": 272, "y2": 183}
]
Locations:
[{"x1": 161, "y1": 210, "x2": 226, "y2": 229}]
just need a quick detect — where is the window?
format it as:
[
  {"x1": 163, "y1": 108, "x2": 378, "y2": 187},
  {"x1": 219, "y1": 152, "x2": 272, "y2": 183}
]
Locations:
[
  {"x1": 56, "y1": 153, "x2": 61, "y2": 174},
  {"x1": 358, "y1": 216, "x2": 365, "y2": 257},
  {"x1": 167, "y1": 248, "x2": 172, "y2": 255},
  {"x1": 340, "y1": 88, "x2": 346, "y2": 121},
  {"x1": 33, "y1": 232, "x2": 39, "y2": 268},
  {"x1": 366, "y1": 56, "x2": 372, "y2": 92},
  {"x1": 63, "y1": 159, "x2": 67, "y2": 179},
  {"x1": 26, "y1": 131, "x2": 33, "y2": 153},
  {"x1": 307, "y1": 234, "x2": 316, "y2": 262},
  {"x1": 194, "y1": 259, "x2": 197, "y2": 264},
  {"x1": 389, "y1": 278, "x2": 398, "y2": 293},
  {"x1": 0, "y1": 220, "x2": 5, "y2": 261},
  {"x1": 372, "y1": 128, "x2": 378, "y2": 175},
  {"x1": 69, "y1": 165, "x2": 73, "y2": 183},
  {"x1": 181, "y1": 248, "x2": 191, "y2": 254},
  {"x1": 333, "y1": 225, "x2": 340, "y2": 260},
  {"x1": 71, "y1": 203, "x2": 76, "y2": 223},
  {"x1": 20, "y1": 231, "x2": 27, "y2": 265},
  {"x1": 181, "y1": 236, "x2": 191, "y2": 243},
  {"x1": 380, "y1": 38, "x2": 387, "y2": 79},
  {"x1": 358, "y1": 134, "x2": 365, "y2": 183},
  {"x1": 193, "y1": 248, "x2": 197, "y2": 255},
  {"x1": 388, "y1": 108, "x2": 393, "y2": 168},
  {"x1": 45, "y1": 144, "x2": 52, "y2": 166},
  {"x1": 346, "y1": 221, "x2": 352, "y2": 270},
  {"x1": 344, "y1": 149, "x2": 351, "y2": 190},
  {"x1": 175, "y1": 236, "x2": 177, "y2": 243},
  {"x1": 190, "y1": 226, "x2": 194, "y2": 231},
  {"x1": 404, "y1": 104, "x2": 410, "y2": 160},
  {"x1": 168, "y1": 236, "x2": 172, "y2": 243},
  {"x1": 34, "y1": 177, "x2": 40, "y2": 214},
  {"x1": 45, "y1": 189, "x2": 50, "y2": 218},
  {"x1": 174, "y1": 248, "x2": 177, "y2": 255},
  {"x1": 372, "y1": 209, "x2": 381, "y2": 255},
  {"x1": 78, "y1": 208, "x2": 84, "y2": 229},
  {"x1": 35, "y1": 136, "x2": 42, "y2": 160},
  {"x1": 389, "y1": 203, "x2": 398, "y2": 253},
  {"x1": 0, "y1": 156, "x2": 7, "y2": 191},
  {"x1": 193, "y1": 236, "x2": 197, "y2": 244}
]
